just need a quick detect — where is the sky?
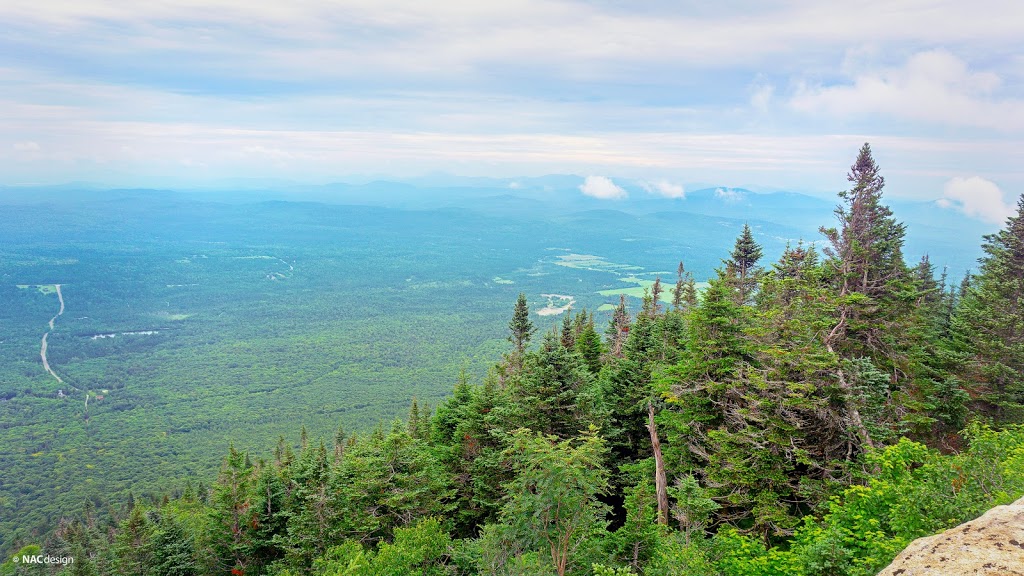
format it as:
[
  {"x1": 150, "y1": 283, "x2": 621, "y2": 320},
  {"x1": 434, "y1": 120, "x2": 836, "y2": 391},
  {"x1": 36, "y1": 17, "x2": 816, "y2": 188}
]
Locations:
[{"x1": 1, "y1": 1, "x2": 1022, "y2": 221}]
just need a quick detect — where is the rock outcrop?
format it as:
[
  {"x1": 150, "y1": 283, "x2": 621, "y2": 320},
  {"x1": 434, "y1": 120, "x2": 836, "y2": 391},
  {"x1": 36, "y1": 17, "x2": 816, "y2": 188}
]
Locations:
[{"x1": 877, "y1": 496, "x2": 1024, "y2": 575}]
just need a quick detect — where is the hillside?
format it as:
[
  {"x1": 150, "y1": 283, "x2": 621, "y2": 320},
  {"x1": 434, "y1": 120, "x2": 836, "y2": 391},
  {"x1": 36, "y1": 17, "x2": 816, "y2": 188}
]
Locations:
[{"x1": 2, "y1": 147, "x2": 1023, "y2": 575}]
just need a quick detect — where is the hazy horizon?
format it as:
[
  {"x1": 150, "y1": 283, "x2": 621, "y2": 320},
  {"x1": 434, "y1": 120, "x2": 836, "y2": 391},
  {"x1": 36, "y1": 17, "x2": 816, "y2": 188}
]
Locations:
[{"x1": 2, "y1": 1, "x2": 1021, "y2": 224}]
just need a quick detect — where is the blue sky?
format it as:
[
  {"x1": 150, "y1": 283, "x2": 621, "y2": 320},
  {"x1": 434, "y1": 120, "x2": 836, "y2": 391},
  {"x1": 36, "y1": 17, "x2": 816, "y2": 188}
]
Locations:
[{"x1": 1, "y1": 1, "x2": 1021, "y2": 221}]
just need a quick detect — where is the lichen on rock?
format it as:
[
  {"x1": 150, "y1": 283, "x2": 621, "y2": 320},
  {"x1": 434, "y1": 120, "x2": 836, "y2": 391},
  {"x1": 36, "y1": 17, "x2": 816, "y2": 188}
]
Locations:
[{"x1": 877, "y1": 496, "x2": 1024, "y2": 575}]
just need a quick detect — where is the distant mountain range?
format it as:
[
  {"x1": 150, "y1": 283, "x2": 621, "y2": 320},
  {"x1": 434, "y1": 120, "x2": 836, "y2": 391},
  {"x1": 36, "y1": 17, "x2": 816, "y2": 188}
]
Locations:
[{"x1": 0, "y1": 176, "x2": 998, "y2": 278}]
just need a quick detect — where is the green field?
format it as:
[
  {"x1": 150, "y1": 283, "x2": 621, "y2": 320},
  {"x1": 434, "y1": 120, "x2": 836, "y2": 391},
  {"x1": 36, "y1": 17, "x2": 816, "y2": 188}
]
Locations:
[{"x1": 597, "y1": 276, "x2": 710, "y2": 302}]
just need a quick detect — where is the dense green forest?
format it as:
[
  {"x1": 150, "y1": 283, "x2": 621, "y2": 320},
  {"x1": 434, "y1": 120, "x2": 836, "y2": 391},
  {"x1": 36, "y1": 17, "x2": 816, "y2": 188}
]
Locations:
[
  {"x1": 5, "y1": 144, "x2": 1024, "y2": 575},
  {"x1": 0, "y1": 184, "x2": 816, "y2": 548}
]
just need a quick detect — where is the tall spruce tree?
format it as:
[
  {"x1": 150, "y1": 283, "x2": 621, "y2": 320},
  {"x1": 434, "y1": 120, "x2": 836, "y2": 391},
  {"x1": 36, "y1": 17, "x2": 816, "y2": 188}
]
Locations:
[
  {"x1": 819, "y1": 143, "x2": 913, "y2": 447},
  {"x1": 508, "y1": 293, "x2": 536, "y2": 374},
  {"x1": 951, "y1": 194, "x2": 1024, "y2": 424},
  {"x1": 151, "y1": 514, "x2": 199, "y2": 576},
  {"x1": 726, "y1": 224, "x2": 764, "y2": 305},
  {"x1": 507, "y1": 332, "x2": 597, "y2": 439},
  {"x1": 820, "y1": 143, "x2": 910, "y2": 363},
  {"x1": 209, "y1": 445, "x2": 256, "y2": 576},
  {"x1": 606, "y1": 295, "x2": 632, "y2": 358}
]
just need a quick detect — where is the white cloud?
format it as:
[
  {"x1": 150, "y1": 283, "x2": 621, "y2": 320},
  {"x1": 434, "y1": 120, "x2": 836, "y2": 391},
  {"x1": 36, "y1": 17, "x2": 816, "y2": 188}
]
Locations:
[
  {"x1": 939, "y1": 176, "x2": 1014, "y2": 224},
  {"x1": 715, "y1": 187, "x2": 743, "y2": 203},
  {"x1": 641, "y1": 179, "x2": 685, "y2": 198},
  {"x1": 3, "y1": 1, "x2": 1024, "y2": 82},
  {"x1": 791, "y1": 50, "x2": 1024, "y2": 131},
  {"x1": 579, "y1": 176, "x2": 627, "y2": 200},
  {"x1": 13, "y1": 141, "x2": 40, "y2": 151}
]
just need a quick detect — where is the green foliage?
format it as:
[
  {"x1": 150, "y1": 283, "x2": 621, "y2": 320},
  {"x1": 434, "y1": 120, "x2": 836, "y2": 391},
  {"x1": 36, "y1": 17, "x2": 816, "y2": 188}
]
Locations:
[
  {"x1": 712, "y1": 426, "x2": 1024, "y2": 576},
  {"x1": 591, "y1": 564, "x2": 637, "y2": 575},
  {"x1": 497, "y1": 428, "x2": 610, "y2": 576},
  {"x1": 575, "y1": 320, "x2": 604, "y2": 375},
  {"x1": 110, "y1": 506, "x2": 155, "y2": 576},
  {"x1": 150, "y1": 514, "x2": 199, "y2": 576},
  {"x1": 644, "y1": 532, "x2": 714, "y2": 576},
  {"x1": 602, "y1": 472, "x2": 661, "y2": 572},
  {"x1": 669, "y1": 475, "x2": 719, "y2": 541},
  {"x1": 1, "y1": 545, "x2": 44, "y2": 576},
  {"x1": 726, "y1": 224, "x2": 764, "y2": 305},
  {"x1": 311, "y1": 517, "x2": 451, "y2": 576},
  {"x1": 6, "y1": 151, "x2": 1024, "y2": 576},
  {"x1": 505, "y1": 333, "x2": 598, "y2": 439},
  {"x1": 845, "y1": 357, "x2": 902, "y2": 444},
  {"x1": 950, "y1": 195, "x2": 1024, "y2": 423},
  {"x1": 509, "y1": 292, "x2": 536, "y2": 360},
  {"x1": 208, "y1": 445, "x2": 256, "y2": 574},
  {"x1": 711, "y1": 528, "x2": 802, "y2": 576}
]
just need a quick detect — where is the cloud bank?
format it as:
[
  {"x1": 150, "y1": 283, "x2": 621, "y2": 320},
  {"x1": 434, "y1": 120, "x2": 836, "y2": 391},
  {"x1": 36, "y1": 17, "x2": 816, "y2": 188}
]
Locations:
[
  {"x1": 715, "y1": 188, "x2": 743, "y2": 203},
  {"x1": 580, "y1": 176, "x2": 627, "y2": 200},
  {"x1": 938, "y1": 177, "x2": 1015, "y2": 224},
  {"x1": 641, "y1": 179, "x2": 685, "y2": 198},
  {"x1": 791, "y1": 50, "x2": 1024, "y2": 131},
  {"x1": 0, "y1": 2, "x2": 1022, "y2": 196}
]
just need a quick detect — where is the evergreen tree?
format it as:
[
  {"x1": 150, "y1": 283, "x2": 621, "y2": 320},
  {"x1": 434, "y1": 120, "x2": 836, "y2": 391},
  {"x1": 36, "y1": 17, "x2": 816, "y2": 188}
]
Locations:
[
  {"x1": 561, "y1": 309, "x2": 576, "y2": 349},
  {"x1": 509, "y1": 292, "x2": 536, "y2": 358},
  {"x1": 284, "y1": 441, "x2": 336, "y2": 567},
  {"x1": 151, "y1": 515, "x2": 198, "y2": 576},
  {"x1": 208, "y1": 444, "x2": 256, "y2": 576},
  {"x1": 506, "y1": 332, "x2": 598, "y2": 439},
  {"x1": 671, "y1": 261, "x2": 699, "y2": 312},
  {"x1": 575, "y1": 318, "x2": 604, "y2": 375},
  {"x1": 498, "y1": 428, "x2": 610, "y2": 576},
  {"x1": 904, "y1": 256, "x2": 969, "y2": 445},
  {"x1": 649, "y1": 277, "x2": 664, "y2": 317},
  {"x1": 333, "y1": 424, "x2": 347, "y2": 462},
  {"x1": 247, "y1": 460, "x2": 288, "y2": 572},
  {"x1": 604, "y1": 471, "x2": 662, "y2": 572},
  {"x1": 726, "y1": 224, "x2": 764, "y2": 305},
  {"x1": 110, "y1": 506, "x2": 154, "y2": 576},
  {"x1": 606, "y1": 295, "x2": 632, "y2": 358},
  {"x1": 951, "y1": 195, "x2": 1024, "y2": 424},
  {"x1": 408, "y1": 398, "x2": 422, "y2": 438},
  {"x1": 51, "y1": 513, "x2": 114, "y2": 576},
  {"x1": 818, "y1": 143, "x2": 913, "y2": 447},
  {"x1": 660, "y1": 250, "x2": 859, "y2": 539},
  {"x1": 819, "y1": 143, "x2": 911, "y2": 365}
]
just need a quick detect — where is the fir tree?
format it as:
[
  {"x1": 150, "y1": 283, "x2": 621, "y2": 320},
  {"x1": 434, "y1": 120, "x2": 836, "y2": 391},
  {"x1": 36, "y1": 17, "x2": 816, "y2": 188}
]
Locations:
[
  {"x1": 408, "y1": 397, "x2": 421, "y2": 438},
  {"x1": 508, "y1": 292, "x2": 536, "y2": 374},
  {"x1": 819, "y1": 143, "x2": 913, "y2": 447},
  {"x1": 575, "y1": 318, "x2": 604, "y2": 375},
  {"x1": 951, "y1": 194, "x2": 1024, "y2": 424},
  {"x1": 649, "y1": 277, "x2": 664, "y2": 317},
  {"x1": 111, "y1": 506, "x2": 154, "y2": 576},
  {"x1": 560, "y1": 309, "x2": 577, "y2": 349},
  {"x1": 509, "y1": 292, "x2": 535, "y2": 355},
  {"x1": 671, "y1": 261, "x2": 699, "y2": 312},
  {"x1": 151, "y1": 514, "x2": 198, "y2": 576},
  {"x1": 208, "y1": 445, "x2": 256, "y2": 575},
  {"x1": 506, "y1": 332, "x2": 597, "y2": 439},
  {"x1": 820, "y1": 143, "x2": 910, "y2": 363},
  {"x1": 606, "y1": 295, "x2": 632, "y2": 358},
  {"x1": 726, "y1": 224, "x2": 763, "y2": 304}
]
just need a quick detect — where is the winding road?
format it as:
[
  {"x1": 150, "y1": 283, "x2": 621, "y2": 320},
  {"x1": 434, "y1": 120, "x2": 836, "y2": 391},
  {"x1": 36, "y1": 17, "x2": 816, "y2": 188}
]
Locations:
[{"x1": 40, "y1": 284, "x2": 66, "y2": 384}]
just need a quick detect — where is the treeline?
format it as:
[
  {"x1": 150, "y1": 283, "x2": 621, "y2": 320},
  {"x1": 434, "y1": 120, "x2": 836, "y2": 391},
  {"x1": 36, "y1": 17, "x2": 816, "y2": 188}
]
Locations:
[{"x1": 7, "y1": 144, "x2": 1024, "y2": 576}]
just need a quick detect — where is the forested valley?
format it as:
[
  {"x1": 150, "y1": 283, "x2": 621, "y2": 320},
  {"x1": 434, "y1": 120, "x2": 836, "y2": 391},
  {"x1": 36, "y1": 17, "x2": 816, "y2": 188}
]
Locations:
[{"x1": 5, "y1": 144, "x2": 1024, "y2": 576}]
